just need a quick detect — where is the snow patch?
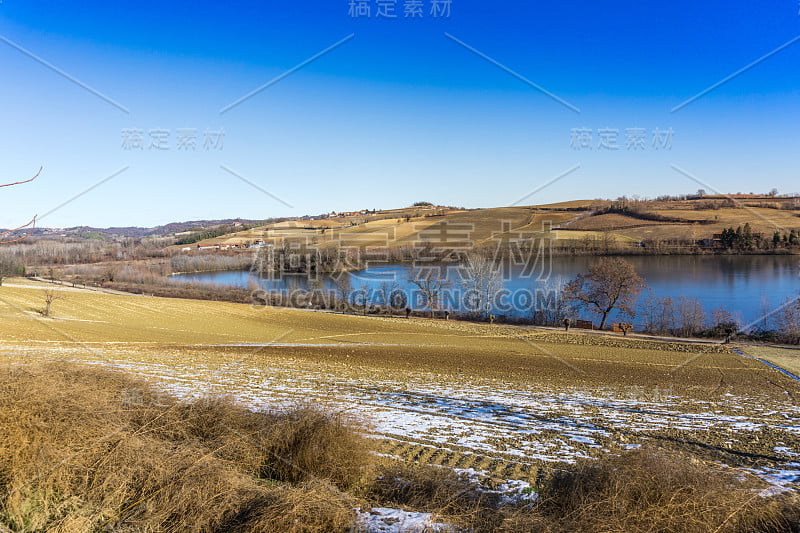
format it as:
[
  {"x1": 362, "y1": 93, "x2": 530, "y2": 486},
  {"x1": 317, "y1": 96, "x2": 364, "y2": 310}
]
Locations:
[{"x1": 354, "y1": 507, "x2": 453, "y2": 532}]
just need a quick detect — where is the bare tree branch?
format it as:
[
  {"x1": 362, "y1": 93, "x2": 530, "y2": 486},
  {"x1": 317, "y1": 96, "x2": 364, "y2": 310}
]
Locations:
[
  {"x1": 1, "y1": 167, "x2": 41, "y2": 244},
  {"x1": 0, "y1": 216, "x2": 37, "y2": 244},
  {"x1": 0, "y1": 166, "x2": 42, "y2": 188}
]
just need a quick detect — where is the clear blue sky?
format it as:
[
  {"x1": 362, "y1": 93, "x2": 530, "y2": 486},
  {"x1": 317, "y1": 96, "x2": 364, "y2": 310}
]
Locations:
[{"x1": 1, "y1": 0, "x2": 798, "y2": 227}]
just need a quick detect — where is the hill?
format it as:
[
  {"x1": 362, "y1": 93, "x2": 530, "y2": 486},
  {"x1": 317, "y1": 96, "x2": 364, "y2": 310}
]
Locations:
[
  {"x1": 189, "y1": 196, "x2": 800, "y2": 253},
  {"x1": 1, "y1": 218, "x2": 273, "y2": 242}
]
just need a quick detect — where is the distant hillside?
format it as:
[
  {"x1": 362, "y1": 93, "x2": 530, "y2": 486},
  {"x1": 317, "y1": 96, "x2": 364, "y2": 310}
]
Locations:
[
  {"x1": 6, "y1": 195, "x2": 800, "y2": 254},
  {"x1": 189, "y1": 196, "x2": 800, "y2": 254},
  {"x1": 14, "y1": 219, "x2": 272, "y2": 240}
]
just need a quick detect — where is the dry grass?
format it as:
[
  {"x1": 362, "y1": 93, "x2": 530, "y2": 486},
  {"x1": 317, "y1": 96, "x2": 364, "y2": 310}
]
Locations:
[
  {"x1": 742, "y1": 345, "x2": 800, "y2": 376},
  {"x1": 566, "y1": 213, "x2": 670, "y2": 231},
  {"x1": 1, "y1": 362, "x2": 799, "y2": 532},
  {"x1": 0, "y1": 363, "x2": 367, "y2": 532},
  {"x1": 257, "y1": 407, "x2": 370, "y2": 488},
  {"x1": 504, "y1": 447, "x2": 800, "y2": 533},
  {"x1": 365, "y1": 461, "x2": 503, "y2": 531},
  {"x1": 0, "y1": 362, "x2": 511, "y2": 532}
]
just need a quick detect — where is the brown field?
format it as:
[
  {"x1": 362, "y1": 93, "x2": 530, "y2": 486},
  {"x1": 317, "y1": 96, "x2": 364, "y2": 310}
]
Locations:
[
  {"x1": 565, "y1": 213, "x2": 667, "y2": 231},
  {"x1": 2, "y1": 279, "x2": 800, "y2": 480},
  {"x1": 198, "y1": 206, "x2": 550, "y2": 250},
  {"x1": 192, "y1": 199, "x2": 800, "y2": 252},
  {"x1": 650, "y1": 207, "x2": 800, "y2": 234},
  {"x1": 522, "y1": 199, "x2": 608, "y2": 210}
]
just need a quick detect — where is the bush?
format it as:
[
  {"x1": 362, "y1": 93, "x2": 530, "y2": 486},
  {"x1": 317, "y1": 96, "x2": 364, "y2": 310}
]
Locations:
[
  {"x1": 504, "y1": 447, "x2": 800, "y2": 532},
  {"x1": 258, "y1": 406, "x2": 370, "y2": 489},
  {"x1": 365, "y1": 461, "x2": 502, "y2": 531}
]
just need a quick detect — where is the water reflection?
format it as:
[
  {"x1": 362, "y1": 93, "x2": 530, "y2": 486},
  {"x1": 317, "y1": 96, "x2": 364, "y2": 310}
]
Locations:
[{"x1": 172, "y1": 255, "x2": 799, "y2": 325}]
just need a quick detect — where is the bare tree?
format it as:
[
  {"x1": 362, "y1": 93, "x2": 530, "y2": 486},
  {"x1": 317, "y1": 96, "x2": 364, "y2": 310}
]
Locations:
[
  {"x1": 658, "y1": 296, "x2": 677, "y2": 334},
  {"x1": 600, "y1": 231, "x2": 617, "y2": 253},
  {"x1": 640, "y1": 291, "x2": 676, "y2": 334},
  {"x1": 41, "y1": 289, "x2": 63, "y2": 318},
  {"x1": 531, "y1": 276, "x2": 571, "y2": 326},
  {"x1": 459, "y1": 251, "x2": 501, "y2": 319},
  {"x1": 639, "y1": 290, "x2": 660, "y2": 333},
  {"x1": 378, "y1": 279, "x2": 403, "y2": 314},
  {"x1": 675, "y1": 296, "x2": 706, "y2": 337},
  {"x1": 352, "y1": 281, "x2": 372, "y2": 315},
  {"x1": 332, "y1": 273, "x2": 353, "y2": 312},
  {"x1": 710, "y1": 307, "x2": 737, "y2": 329},
  {"x1": 563, "y1": 257, "x2": 647, "y2": 330},
  {"x1": 408, "y1": 268, "x2": 452, "y2": 318},
  {"x1": 709, "y1": 306, "x2": 740, "y2": 341},
  {"x1": 775, "y1": 297, "x2": 800, "y2": 344}
]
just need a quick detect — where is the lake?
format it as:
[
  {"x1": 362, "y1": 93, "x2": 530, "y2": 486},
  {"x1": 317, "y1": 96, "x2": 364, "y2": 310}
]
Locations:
[{"x1": 171, "y1": 255, "x2": 800, "y2": 329}]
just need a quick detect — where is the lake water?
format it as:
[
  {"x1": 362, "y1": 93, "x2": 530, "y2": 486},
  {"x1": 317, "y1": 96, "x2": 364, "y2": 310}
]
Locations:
[{"x1": 172, "y1": 255, "x2": 800, "y2": 328}]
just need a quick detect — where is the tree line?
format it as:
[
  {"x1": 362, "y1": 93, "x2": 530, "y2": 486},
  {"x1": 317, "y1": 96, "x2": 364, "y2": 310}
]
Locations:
[{"x1": 715, "y1": 223, "x2": 799, "y2": 251}]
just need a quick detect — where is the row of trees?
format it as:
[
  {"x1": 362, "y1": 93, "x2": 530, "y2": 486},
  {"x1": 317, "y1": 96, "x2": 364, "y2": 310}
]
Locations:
[
  {"x1": 174, "y1": 222, "x2": 264, "y2": 245},
  {"x1": 554, "y1": 257, "x2": 800, "y2": 343},
  {"x1": 320, "y1": 255, "x2": 639, "y2": 328},
  {"x1": 718, "y1": 224, "x2": 762, "y2": 250},
  {"x1": 0, "y1": 258, "x2": 26, "y2": 286},
  {"x1": 717, "y1": 223, "x2": 800, "y2": 251},
  {"x1": 639, "y1": 294, "x2": 740, "y2": 338},
  {"x1": 772, "y1": 230, "x2": 800, "y2": 248},
  {"x1": 325, "y1": 252, "x2": 501, "y2": 319},
  {"x1": 391, "y1": 255, "x2": 799, "y2": 344}
]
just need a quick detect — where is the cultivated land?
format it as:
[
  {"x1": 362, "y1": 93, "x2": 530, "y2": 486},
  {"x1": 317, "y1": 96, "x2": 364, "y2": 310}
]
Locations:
[
  {"x1": 2, "y1": 279, "x2": 800, "y2": 490},
  {"x1": 191, "y1": 196, "x2": 800, "y2": 251}
]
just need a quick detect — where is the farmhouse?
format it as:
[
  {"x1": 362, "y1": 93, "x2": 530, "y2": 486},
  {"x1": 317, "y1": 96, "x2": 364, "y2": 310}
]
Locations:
[{"x1": 335, "y1": 210, "x2": 369, "y2": 217}]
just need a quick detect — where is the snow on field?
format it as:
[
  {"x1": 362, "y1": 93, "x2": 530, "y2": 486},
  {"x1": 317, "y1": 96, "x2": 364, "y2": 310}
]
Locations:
[
  {"x1": 354, "y1": 508, "x2": 453, "y2": 532},
  {"x1": 3, "y1": 342, "x2": 800, "y2": 488}
]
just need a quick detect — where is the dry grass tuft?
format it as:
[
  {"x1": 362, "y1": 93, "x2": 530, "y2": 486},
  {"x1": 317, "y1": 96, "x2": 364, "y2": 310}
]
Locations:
[
  {"x1": 259, "y1": 406, "x2": 370, "y2": 488},
  {"x1": 220, "y1": 482, "x2": 357, "y2": 533},
  {"x1": 503, "y1": 447, "x2": 800, "y2": 533},
  {"x1": 0, "y1": 363, "x2": 367, "y2": 532},
  {"x1": 366, "y1": 461, "x2": 503, "y2": 531}
]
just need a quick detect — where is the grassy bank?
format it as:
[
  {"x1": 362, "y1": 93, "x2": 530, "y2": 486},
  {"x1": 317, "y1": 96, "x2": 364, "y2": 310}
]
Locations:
[{"x1": 1, "y1": 363, "x2": 798, "y2": 532}]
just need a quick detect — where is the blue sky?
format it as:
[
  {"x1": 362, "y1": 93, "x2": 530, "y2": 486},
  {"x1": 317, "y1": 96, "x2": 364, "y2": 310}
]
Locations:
[{"x1": 1, "y1": 0, "x2": 798, "y2": 227}]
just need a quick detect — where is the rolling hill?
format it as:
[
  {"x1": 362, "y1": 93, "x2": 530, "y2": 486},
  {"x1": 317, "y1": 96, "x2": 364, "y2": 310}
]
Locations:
[{"x1": 188, "y1": 196, "x2": 800, "y2": 252}]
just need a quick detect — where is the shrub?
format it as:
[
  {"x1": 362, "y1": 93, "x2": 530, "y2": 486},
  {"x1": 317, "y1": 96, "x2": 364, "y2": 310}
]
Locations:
[
  {"x1": 503, "y1": 447, "x2": 800, "y2": 532},
  {"x1": 258, "y1": 406, "x2": 370, "y2": 489},
  {"x1": 365, "y1": 461, "x2": 502, "y2": 531}
]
